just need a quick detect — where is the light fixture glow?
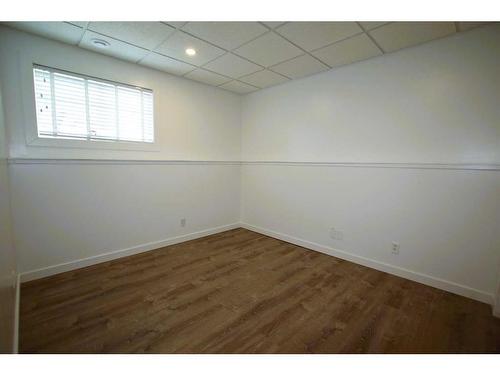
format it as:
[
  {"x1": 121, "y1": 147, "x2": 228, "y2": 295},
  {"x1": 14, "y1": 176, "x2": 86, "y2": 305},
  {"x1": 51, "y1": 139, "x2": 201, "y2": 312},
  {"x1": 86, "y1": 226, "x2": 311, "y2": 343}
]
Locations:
[
  {"x1": 185, "y1": 48, "x2": 196, "y2": 56},
  {"x1": 91, "y1": 38, "x2": 110, "y2": 49}
]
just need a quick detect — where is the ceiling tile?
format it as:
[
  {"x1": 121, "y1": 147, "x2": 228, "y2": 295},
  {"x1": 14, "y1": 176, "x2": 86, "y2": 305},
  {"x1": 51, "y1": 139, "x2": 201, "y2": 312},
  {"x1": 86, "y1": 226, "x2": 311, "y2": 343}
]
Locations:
[
  {"x1": 139, "y1": 52, "x2": 195, "y2": 76},
  {"x1": 203, "y1": 53, "x2": 262, "y2": 78},
  {"x1": 262, "y1": 22, "x2": 286, "y2": 29},
  {"x1": 79, "y1": 31, "x2": 149, "y2": 63},
  {"x1": 184, "y1": 69, "x2": 231, "y2": 86},
  {"x1": 359, "y1": 22, "x2": 389, "y2": 30},
  {"x1": 67, "y1": 21, "x2": 88, "y2": 28},
  {"x1": 181, "y1": 22, "x2": 268, "y2": 50},
  {"x1": 369, "y1": 22, "x2": 456, "y2": 53},
  {"x1": 233, "y1": 32, "x2": 303, "y2": 67},
  {"x1": 5, "y1": 22, "x2": 84, "y2": 45},
  {"x1": 312, "y1": 33, "x2": 382, "y2": 68},
  {"x1": 88, "y1": 22, "x2": 175, "y2": 50},
  {"x1": 275, "y1": 22, "x2": 362, "y2": 51},
  {"x1": 239, "y1": 69, "x2": 289, "y2": 88},
  {"x1": 220, "y1": 80, "x2": 258, "y2": 94},
  {"x1": 270, "y1": 54, "x2": 329, "y2": 79},
  {"x1": 456, "y1": 22, "x2": 488, "y2": 32},
  {"x1": 155, "y1": 31, "x2": 225, "y2": 65},
  {"x1": 163, "y1": 22, "x2": 187, "y2": 29}
]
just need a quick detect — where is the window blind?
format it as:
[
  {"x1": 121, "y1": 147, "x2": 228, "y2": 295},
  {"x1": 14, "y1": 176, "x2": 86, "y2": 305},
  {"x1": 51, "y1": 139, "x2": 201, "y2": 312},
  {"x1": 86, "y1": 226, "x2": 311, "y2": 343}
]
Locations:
[{"x1": 33, "y1": 65, "x2": 154, "y2": 143}]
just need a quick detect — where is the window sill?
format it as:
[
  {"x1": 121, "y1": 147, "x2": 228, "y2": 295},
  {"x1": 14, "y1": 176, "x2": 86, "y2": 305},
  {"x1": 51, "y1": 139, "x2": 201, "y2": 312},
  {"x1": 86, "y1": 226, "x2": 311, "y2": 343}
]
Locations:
[{"x1": 27, "y1": 136, "x2": 160, "y2": 152}]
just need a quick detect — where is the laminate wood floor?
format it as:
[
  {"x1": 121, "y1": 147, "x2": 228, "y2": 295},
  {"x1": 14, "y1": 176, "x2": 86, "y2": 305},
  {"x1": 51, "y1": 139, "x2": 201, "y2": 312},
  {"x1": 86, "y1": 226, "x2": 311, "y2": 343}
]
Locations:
[{"x1": 20, "y1": 228, "x2": 500, "y2": 353}]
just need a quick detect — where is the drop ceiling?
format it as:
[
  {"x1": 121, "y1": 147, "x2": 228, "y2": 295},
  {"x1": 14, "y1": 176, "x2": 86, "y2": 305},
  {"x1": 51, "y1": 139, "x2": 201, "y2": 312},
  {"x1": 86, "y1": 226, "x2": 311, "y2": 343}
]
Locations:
[{"x1": 2, "y1": 21, "x2": 491, "y2": 94}]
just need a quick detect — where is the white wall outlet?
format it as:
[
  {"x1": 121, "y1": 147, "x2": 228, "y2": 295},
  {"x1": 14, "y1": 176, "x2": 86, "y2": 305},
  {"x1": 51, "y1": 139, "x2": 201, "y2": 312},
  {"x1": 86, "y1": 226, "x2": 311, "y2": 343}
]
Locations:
[
  {"x1": 336, "y1": 230, "x2": 344, "y2": 240},
  {"x1": 392, "y1": 241, "x2": 400, "y2": 255},
  {"x1": 180, "y1": 218, "x2": 186, "y2": 227},
  {"x1": 330, "y1": 228, "x2": 344, "y2": 240}
]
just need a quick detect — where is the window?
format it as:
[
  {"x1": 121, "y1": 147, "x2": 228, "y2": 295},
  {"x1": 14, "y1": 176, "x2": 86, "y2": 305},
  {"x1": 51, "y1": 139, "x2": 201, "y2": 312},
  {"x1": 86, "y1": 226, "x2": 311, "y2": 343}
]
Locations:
[{"x1": 33, "y1": 65, "x2": 154, "y2": 143}]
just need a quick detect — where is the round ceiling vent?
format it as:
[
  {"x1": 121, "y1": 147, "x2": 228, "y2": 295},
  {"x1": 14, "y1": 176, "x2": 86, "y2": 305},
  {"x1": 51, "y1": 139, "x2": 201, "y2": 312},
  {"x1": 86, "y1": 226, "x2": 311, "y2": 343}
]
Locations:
[{"x1": 91, "y1": 38, "x2": 110, "y2": 49}]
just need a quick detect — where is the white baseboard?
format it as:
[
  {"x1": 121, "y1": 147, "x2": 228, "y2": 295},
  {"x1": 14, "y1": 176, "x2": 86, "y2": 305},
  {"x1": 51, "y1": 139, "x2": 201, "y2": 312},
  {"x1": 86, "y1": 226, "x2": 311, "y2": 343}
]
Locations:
[
  {"x1": 17, "y1": 221, "x2": 497, "y2": 316},
  {"x1": 240, "y1": 222, "x2": 494, "y2": 306},
  {"x1": 13, "y1": 273, "x2": 20, "y2": 354},
  {"x1": 20, "y1": 223, "x2": 240, "y2": 282}
]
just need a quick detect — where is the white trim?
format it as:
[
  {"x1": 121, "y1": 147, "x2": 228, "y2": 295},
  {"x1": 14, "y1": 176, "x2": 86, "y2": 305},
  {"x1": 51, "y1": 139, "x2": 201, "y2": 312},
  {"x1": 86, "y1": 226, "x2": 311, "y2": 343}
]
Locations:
[
  {"x1": 15, "y1": 223, "x2": 499, "y2": 318},
  {"x1": 242, "y1": 161, "x2": 500, "y2": 171},
  {"x1": 7, "y1": 158, "x2": 500, "y2": 171},
  {"x1": 240, "y1": 222, "x2": 494, "y2": 306},
  {"x1": 13, "y1": 273, "x2": 20, "y2": 354},
  {"x1": 19, "y1": 223, "x2": 240, "y2": 282},
  {"x1": 25, "y1": 135, "x2": 161, "y2": 152},
  {"x1": 8, "y1": 158, "x2": 241, "y2": 165}
]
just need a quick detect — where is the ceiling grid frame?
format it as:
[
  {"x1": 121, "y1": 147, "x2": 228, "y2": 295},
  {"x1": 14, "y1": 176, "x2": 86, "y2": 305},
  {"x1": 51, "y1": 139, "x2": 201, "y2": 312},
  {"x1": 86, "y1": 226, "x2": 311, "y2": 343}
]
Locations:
[
  {"x1": 3, "y1": 21, "x2": 494, "y2": 94},
  {"x1": 174, "y1": 26, "x2": 293, "y2": 88},
  {"x1": 356, "y1": 21, "x2": 386, "y2": 53}
]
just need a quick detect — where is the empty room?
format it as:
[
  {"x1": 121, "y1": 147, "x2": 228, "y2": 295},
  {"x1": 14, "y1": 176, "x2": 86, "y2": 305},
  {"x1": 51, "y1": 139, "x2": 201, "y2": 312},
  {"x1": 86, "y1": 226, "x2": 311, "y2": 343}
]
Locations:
[{"x1": 1, "y1": 0, "x2": 500, "y2": 365}]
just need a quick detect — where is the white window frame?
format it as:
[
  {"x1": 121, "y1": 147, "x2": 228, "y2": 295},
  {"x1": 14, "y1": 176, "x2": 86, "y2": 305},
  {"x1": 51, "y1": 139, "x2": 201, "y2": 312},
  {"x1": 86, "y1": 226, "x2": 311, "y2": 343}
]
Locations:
[{"x1": 20, "y1": 55, "x2": 159, "y2": 152}]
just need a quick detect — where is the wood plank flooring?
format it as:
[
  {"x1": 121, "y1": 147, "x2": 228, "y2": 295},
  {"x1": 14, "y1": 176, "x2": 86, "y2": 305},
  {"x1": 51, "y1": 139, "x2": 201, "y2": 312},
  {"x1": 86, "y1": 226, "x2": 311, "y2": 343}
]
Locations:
[{"x1": 20, "y1": 228, "x2": 500, "y2": 353}]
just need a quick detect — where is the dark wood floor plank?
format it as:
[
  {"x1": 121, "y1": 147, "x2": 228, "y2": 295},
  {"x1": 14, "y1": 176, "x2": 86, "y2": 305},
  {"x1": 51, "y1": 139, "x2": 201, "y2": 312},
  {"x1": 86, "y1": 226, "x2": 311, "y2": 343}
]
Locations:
[{"x1": 20, "y1": 228, "x2": 500, "y2": 353}]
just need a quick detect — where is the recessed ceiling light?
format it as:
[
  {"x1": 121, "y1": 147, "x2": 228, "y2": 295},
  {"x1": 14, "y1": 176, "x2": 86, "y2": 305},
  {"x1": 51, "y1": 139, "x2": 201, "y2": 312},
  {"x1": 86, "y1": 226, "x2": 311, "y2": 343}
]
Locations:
[
  {"x1": 185, "y1": 48, "x2": 196, "y2": 56},
  {"x1": 91, "y1": 38, "x2": 110, "y2": 49}
]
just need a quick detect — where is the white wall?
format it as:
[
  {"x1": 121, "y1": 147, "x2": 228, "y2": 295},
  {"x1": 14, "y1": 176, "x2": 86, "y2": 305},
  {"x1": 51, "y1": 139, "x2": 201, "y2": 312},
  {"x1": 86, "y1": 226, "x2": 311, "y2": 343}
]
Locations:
[
  {"x1": 241, "y1": 165, "x2": 500, "y2": 302},
  {"x1": 242, "y1": 24, "x2": 500, "y2": 164},
  {"x1": 241, "y1": 24, "x2": 500, "y2": 304},
  {"x1": 10, "y1": 161, "x2": 240, "y2": 278},
  {"x1": 0, "y1": 26, "x2": 242, "y2": 279},
  {"x1": 0, "y1": 80, "x2": 17, "y2": 352}
]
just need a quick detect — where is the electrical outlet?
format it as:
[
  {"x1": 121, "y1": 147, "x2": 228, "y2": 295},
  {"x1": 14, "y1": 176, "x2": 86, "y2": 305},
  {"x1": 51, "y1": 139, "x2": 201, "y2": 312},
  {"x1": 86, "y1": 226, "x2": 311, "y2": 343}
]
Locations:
[
  {"x1": 330, "y1": 228, "x2": 344, "y2": 240},
  {"x1": 335, "y1": 230, "x2": 343, "y2": 240},
  {"x1": 392, "y1": 242, "x2": 400, "y2": 255},
  {"x1": 180, "y1": 218, "x2": 186, "y2": 227}
]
